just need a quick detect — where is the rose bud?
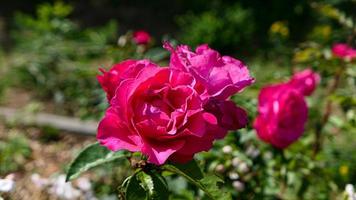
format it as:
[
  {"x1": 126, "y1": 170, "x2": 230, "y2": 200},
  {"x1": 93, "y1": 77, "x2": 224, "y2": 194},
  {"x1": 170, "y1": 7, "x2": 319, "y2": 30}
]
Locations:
[{"x1": 133, "y1": 30, "x2": 151, "y2": 45}]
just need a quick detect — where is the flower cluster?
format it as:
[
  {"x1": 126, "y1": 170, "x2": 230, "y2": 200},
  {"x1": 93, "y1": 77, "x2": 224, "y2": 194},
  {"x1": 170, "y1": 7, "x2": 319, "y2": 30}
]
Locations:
[
  {"x1": 254, "y1": 69, "x2": 320, "y2": 149},
  {"x1": 31, "y1": 174, "x2": 96, "y2": 200},
  {"x1": 97, "y1": 43, "x2": 254, "y2": 165}
]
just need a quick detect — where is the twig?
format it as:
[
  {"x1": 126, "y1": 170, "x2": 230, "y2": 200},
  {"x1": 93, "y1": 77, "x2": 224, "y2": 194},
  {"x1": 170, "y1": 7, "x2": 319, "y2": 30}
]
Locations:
[{"x1": 312, "y1": 66, "x2": 344, "y2": 157}]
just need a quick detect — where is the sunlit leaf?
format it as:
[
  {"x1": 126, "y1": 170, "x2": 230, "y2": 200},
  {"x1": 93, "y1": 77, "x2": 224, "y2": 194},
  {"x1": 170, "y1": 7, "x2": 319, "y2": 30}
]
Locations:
[{"x1": 66, "y1": 142, "x2": 129, "y2": 181}]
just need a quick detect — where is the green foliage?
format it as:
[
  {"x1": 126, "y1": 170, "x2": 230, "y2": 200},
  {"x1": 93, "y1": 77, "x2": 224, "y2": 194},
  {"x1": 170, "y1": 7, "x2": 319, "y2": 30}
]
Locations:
[
  {"x1": 66, "y1": 142, "x2": 129, "y2": 181},
  {"x1": 39, "y1": 125, "x2": 61, "y2": 143},
  {"x1": 3, "y1": 2, "x2": 168, "y2": 119},
  {"x1": 163, "y1": 161, "x2": 231, "y2": 200},
  {"x1": 67, "y1": 149, "x2": 232, "y2": 199},
  {"x1": 123, "y1": 170, "x2": 170, "y2": 200},
  {"x1": 8, "y1": 2, "x2": 117, "y2": 118},
  {"x1": 0, "y1": 131, "x2": 31, "y2": 175},
  {"x1": 163, "y1": 160, "x2": 203, "y2": 180},
  {"x1": 0, "y1": 50, "x2": 8, "y2": 102},
  {"x1": 125, "y1": 173, "x2": 148, "y2": 200},
  {"x1": 178, "y1": 3, "x2": 254, "y2": 52}
]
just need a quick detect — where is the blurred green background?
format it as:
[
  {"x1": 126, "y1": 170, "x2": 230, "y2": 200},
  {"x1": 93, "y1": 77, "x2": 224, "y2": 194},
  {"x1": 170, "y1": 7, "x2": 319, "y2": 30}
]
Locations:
[{"x1": 0, "y1": 0, "x2": 355, "y2": 199}]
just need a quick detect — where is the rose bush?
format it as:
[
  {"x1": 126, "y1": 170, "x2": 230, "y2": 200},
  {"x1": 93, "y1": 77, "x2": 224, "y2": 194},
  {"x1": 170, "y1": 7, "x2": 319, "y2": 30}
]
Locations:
[
  {"x1": 97, "y1": 43, "x2": 254, "y2": 165},
  {"x1": 254, "y1": 69, "x2": 319, "y2": 149}
]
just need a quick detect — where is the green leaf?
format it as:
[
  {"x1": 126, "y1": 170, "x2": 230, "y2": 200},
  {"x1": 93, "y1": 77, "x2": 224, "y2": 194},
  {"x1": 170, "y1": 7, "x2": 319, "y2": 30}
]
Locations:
[
  {"x1": 66, "y1": 142, "x2": 129, "y2": 181},
  {"x1": 137, "y1": 171, "x2": 169, "y2": 200},
  {"x1": 163, "y1": 160, "x2": 204, "y2": 180},
  {"x1": 125, "y1": 171, "x2": 169, "y2": 200},
  {"x1": 149, "y1": 171, "x2": 169, "y2": 200},
  {"x1": 126, "y1": 174, "x2": 148, "y2": 200},
  {"x1": 199, "y1": 175, "x2": 231, "y2": 200},
  {"x1": 162, "y1": 160, "x2": 231, "y2": 200},
  {"x1": 137, "y1": 171, "x2": 155, "y2": 197}
]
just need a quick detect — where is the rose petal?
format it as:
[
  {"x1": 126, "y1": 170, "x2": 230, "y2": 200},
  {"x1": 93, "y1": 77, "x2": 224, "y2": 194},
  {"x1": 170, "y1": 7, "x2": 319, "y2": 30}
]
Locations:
[
  {"x1": 164, "y1": 43, "x2": 254, "y2": 100},
  {"x1": 204, "y1": 100, "x2": 248, "y2": 130},
  {"x1": 97, "y1": 108, "x2": 142, "y2": 152},
  {"x1": 142, "y1": 140, "x2": 185, "y2": 165}
]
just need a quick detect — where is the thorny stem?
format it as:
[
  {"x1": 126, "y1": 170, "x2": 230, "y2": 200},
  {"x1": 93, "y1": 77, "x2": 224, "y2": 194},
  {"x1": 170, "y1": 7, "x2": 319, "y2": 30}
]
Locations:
[
  {"x1": 278, "y1": 150, "x2": 288, "y2": 200},
  {"x1": 312, "y1": 64, "x2": 344, "y2": 158}
]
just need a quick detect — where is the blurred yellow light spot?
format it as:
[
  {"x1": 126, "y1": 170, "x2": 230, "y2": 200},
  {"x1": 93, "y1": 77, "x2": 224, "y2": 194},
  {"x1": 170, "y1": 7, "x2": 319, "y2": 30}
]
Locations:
[
  {"x1": 269, "y1": 21, "x2": 289, "y2": 38},
  {"x1": 319, "y1": 4, "x2": 340, "y2": 20},
  {"x1": 310, "y1": 25, "x2": 332, "y2": 40},
  {"x1": 339, "y1": 165, "x2": 349, "y2": 176},
  {"x1": 293, "y1": 48, "x2": 321, "y2": 63}
]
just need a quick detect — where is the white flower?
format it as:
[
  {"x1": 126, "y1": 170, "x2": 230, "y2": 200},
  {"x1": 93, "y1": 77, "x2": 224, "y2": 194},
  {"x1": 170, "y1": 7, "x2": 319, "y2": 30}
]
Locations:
[
  {"x1": 117, "y1": 36, "x2": 127, "y2": 46},
  {"x1": 222, "y1": 145, "x2": 233, "y2": 154},
  {"x1": 49, "y1": 175, "x2": 81, "y2": 200},
  {"x1": 215, "y1": 164, "x2": 225, "y2": 173},
  {"x1": 232, "y1": 157, "x2": 241, "y2": 167},
  {"x1": 232, "y1": 181, "x2": 245, "y2": 192},
  {"x1": 246, "y1": 145, "x2": 260, "y2": 158},
  {"x1": 77, "y1": 177, "x2": 92, "y2": 191},
  {"x1": 345, "y1": 184, "x2": 356, "y2": 200},
  {"x1": 237, "y1": 162, "x2": 249, "y2": 173},
  {"x1": 0, "y1": 179, "x2": 15, "y2": 193},
  {"x1": 263, "y1": 151, "x2": 273, "y2": 160},
  {"x1": 346, "y1": 184, "x2": 354, "y2": 195},
  {"x1": 31, "y1": 173, "x2": 49, "y2": 188},
  {"x1": 228, "y1": 172, "x2": 239, "y2": 180}
]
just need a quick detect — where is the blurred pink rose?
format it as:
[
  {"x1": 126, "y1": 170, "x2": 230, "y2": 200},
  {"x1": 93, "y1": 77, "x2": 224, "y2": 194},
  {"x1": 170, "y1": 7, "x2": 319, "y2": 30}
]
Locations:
[
  {"x1": 288, "y1": 69, "x2": 320, "y2": 96},
  {"x1": 332, "y1": 43, "x2": 356, "y2": 60},
  {"x1": 254, "y1": 69, "x2": 319, "y2": 149},
  {"x1": 97, "y1": 43, "x2": 253, "y2": 165},
  {"x1": 133, "y1": 30, "x2": 151, "y2": 45},
  {"x1": 164, "y1": 42, "x2": 254, "y2": 100}
]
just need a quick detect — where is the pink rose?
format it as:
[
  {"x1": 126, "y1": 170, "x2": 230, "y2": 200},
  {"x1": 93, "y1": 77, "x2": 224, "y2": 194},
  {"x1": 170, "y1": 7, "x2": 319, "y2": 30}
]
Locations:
[
  {"x1": 98, "y1": 66, "x2": 228, "y2": 165},
  {"x1": 254, "y1": 85, "x2": 307, "y2": 148},
  {"x1": 164, "y1": 43, "x2": 254, "y2": 100},
  {"x1": 332, "y1": 43, "x2": 356, "y2": 60},
  {"x1": 254, "y1": 69, "x2": 319, "y2": 149},
  {"x1": 288, "y1": 69, "x2": 320, "y2": 96},
  {"x1": 133, "y1": 30, "x2": 151, "y2": 45},
  {"x1": 97, "y1": 43, "x2": 253, "y2": 165}
]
